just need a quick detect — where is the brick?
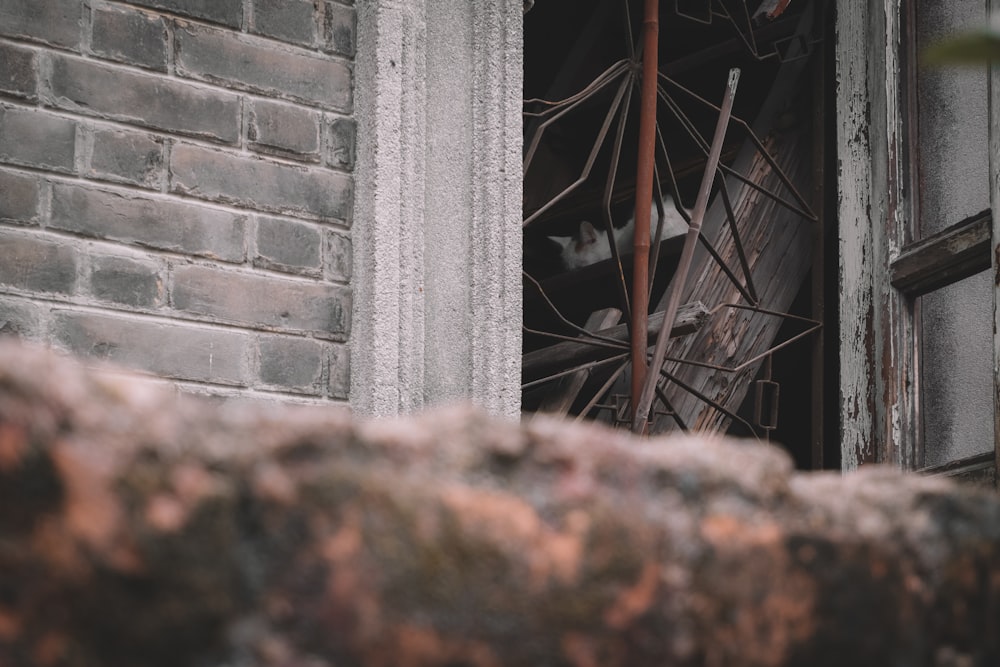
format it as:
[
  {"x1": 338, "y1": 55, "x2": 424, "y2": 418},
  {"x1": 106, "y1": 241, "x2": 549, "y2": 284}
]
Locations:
[
  {"x1": 47, "y1": 55, "x2": 240, "y2": 144},
  {"x1": 52, "y1": 309, "x2": 251, "y2": 384},
  {"x1": 327, "y1": 341, "x2": 349, "y2": 399},
  {"x1": 325, "y1": 230, "x2": 351, "y2": 282},
  {"x1": 170, "y1": 143, "x2": 352, "y2": 222},
  {"x1": 50, "y1": 183, "x2": 246, "y2": 262},
  {"x1": 251, "y1": 0, "x2": 316, "y2": 47},
  {"x1": 248, "y1": 100, "x2": 321, "y2": 162},
  {"x1": 0, "y1": 105, "x2": 75, "y2": 172},
  {"x1": 91, "y1": 5, "x2": 168, "y2": 72},
  {"x1": 321, "y1": 2, "x2": 355, "y2": 57},
  {"x1": 89, "y1": 253, "x2": 164, "y2": 308},
  {"x1": 0, "y1": 42, "x2": 37, "y2": 100},
  {"x1": 86, "y1": 127, "x2": 164, "y2": 189},
  {"x1": 172, "y1": 264, "x2": 351, "y2": 337},
  {"x1": 0, "y1": 0, "x2": 80, "y2": 49},
  {"x1": 0, "y1": 168, "x2": 40, "y2": 224},
  {"x1": 258, "y1": 334, "x2": 324, "y2": 393},
  {"x1": 0, "y1": 229, "x2": 78, "y2": 294},
  {"x1": 325, "y1": 116, "x2": 355, "y2": 170},
  {"x1": 0, "y1": 295, "x2": 44, "y2": 340},
  {"x1": 255, "y1": 216, "x2": 322, "y2": 275},
  {"x1": 175, "y1": 25, "x2": 352, "y2": 111},
  {"x1": 125, "y1": 0, "x2": 241, "y2": 28}
]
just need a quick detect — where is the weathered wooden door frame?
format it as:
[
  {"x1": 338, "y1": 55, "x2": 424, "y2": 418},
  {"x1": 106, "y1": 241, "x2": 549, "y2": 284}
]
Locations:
[
  {"x1": 837, "y1": 0, "x2": 999, "y2": 483},
  {"x1": 837, "y1": 0, "x2": 914, "y2": 470}
]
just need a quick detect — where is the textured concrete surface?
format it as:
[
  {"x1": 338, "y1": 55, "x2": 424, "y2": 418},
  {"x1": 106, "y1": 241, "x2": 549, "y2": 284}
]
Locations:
[
  {"x1": 352, "y1": 0, "x2": 522, "y2": 418},
  {"x1": 914, "y1": 3, "x2": 993, "y2": 465}
]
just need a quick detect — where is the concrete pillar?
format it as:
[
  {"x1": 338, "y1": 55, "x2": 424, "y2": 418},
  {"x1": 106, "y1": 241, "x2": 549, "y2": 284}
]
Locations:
[{"x1": 352, "y1": 0, "x2": 523, "y2": 417}]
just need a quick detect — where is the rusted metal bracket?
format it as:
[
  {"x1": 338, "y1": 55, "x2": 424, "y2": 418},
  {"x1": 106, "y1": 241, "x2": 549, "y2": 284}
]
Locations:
[{"x1": 754, "y1": 354, "x2": 780, "y2": 441}]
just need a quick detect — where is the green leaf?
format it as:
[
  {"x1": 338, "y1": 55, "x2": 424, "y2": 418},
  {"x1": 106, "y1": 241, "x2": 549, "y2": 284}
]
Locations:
[{"x1": 924, "y1": 27, "x2": 1000, "y2": 65}]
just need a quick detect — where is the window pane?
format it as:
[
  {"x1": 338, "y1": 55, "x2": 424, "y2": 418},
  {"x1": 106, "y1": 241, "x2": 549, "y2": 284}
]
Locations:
[
  {"x1": 920, "y1": 271, "x2": 993, "y2": 467},
  {"x1": 915, "y1": 2, "x2": 989, "y2": 236}
]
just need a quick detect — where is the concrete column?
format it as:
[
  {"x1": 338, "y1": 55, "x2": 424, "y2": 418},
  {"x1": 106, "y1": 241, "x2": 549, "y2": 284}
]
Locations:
[{"x1": 352, "y1": 0, "x2": 522, "y2": 418}]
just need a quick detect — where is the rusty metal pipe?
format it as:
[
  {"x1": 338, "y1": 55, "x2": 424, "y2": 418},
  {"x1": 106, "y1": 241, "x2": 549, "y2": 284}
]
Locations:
[{"x1": 629, "y1": 0, "x2": 659, "y2": 428}]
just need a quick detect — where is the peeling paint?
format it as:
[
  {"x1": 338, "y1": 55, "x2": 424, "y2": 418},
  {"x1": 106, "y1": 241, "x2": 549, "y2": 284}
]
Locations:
[{"x1": 838, "y1": 0, "x2": 924, "y2": 470}]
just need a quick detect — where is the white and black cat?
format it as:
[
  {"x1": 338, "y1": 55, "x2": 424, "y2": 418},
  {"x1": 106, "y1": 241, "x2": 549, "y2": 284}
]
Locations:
[{"x1": 549, "y1": 195, "x2": 690, "y2": 270}]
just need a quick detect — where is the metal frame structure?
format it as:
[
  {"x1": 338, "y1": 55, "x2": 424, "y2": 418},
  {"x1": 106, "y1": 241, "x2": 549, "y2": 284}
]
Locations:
[{"x1": 522, "y1": 0, "x2": 822, "y2": 441}]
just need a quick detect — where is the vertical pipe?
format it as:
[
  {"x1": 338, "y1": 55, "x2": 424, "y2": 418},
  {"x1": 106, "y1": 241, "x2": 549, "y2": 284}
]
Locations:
[{"x1": 630, "y1": 0, "x2": 659, "y2": 429}]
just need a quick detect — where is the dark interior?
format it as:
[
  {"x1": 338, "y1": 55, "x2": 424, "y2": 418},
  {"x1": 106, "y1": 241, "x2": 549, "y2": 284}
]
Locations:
[{"x1": 521, "y1": 0, "x2": 840, "y2": 471}]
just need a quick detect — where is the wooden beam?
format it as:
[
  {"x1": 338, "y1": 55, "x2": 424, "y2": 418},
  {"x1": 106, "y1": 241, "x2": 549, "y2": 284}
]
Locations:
[
  {"x1": 522, "y1": 301, "x2": 710, "y2": 384},
  {"x1": 534, "y1": 308, "x2": 622, "y2": 416},
  {"x1": 653, "y1": 7, "x2": 817, "y2": 435},
  {"x1": 837, "y1": 0, "x2": 914, "y2": 469},
  {"x1": 889, "y1": 209, "x2": 991, "y2": 297},
  {"x1": 873, "y1": 0, "x2": 918, "y2": 469},
  {"x1": 918, "y1": 452, "x2": 996, "y2": 489}
]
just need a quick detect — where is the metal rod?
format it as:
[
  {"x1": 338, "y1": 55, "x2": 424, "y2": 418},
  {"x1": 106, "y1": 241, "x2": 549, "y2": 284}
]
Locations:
[
  {"x1": 654, "y1": 384, "x2": 689, "y2": 432},
  {"x1": 522, "y1": 353, "x2": 629, "y2": 391},
  {"x1": 659, "y1": 72, "x2": 817, "y2": 220},
  {"x1": 521, "y1": 325, "x2": 626, "y2": 352},
  {"x1": 629, "y1": 0, "x2": 659, "y2": 426},
  {"x1": 712, "y1": 170, "x2": 760, "y2": 304},
  {"x1": 654, "y1": 84, "x2": 760, "y2": 301},
  {"x1": 603, "y1": 72, "x2": 638, "y2": 324},
  {"x1": 633, "y1": 68, "x2": 741, "y2": 432},
  {"x1": 575, "y1": 361, "x2": 629, "y2": 422},
  {"x1": 523, "y1": 72, "x2": 632, "y2": 227},
  {"x1": 644, "y1": 302, "x2": 821, "y2": 372},
  {"x1": 524, "y1": 59, "x2": 629, "y2": 112},
  {"x1": 656, "y1": 365, "x2": 760, "y2": 440},
  {"x1": 522, "y1": 271, "x2": 623, "y2": 347},
  {"x1": 523, "y1": 61, "x2": 627, "y2": 165}
]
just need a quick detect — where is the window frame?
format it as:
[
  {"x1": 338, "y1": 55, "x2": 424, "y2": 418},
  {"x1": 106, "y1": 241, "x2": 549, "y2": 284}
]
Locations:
[{"x1": 836, "y1": 0, "x2": 999, "y2": 484}]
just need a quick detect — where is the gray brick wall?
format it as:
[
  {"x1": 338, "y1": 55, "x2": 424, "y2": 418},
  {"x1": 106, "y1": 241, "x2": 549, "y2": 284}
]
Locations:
[{"x1": 0, "y1": 0, "x2": 355, "y2": 406}]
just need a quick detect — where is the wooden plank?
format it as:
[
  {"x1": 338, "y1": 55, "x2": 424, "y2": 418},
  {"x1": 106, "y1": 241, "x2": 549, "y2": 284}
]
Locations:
[
  {"x1": 870, "y1": 0, "x2": 920, "y2": 470},
  {"x1": 534, "y1": 308, "x2": 622, "y2": 416},
  {"x1": 835, "y1": 0, "x2": 876, "y2": 468},
  {"x1": 521, "y1": 301, "x2": 710, "y2": 384},
  {"x1": 918, "y1": 452, "x2": 996, "y2": 489},
  {"x1": 652, "y1": 7, "x2": 817, "y2": 435},
  {"x1": 889, "y1": 209, "x2": 991, "y2": 297}
]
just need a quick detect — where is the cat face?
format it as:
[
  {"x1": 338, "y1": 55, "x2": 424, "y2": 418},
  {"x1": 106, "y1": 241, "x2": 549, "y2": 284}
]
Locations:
[
  {"x1": 549, "y1": 221, "x2": 613, "y2": 269},
  {"x1": 547, "y1": 196, "x2": 691, "y2": 271}
]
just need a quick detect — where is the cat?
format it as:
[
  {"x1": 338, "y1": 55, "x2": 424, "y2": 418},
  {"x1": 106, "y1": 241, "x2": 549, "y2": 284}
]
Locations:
[{"x1": 549, "y1": 195, "x2": 690, "y2": 270}]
